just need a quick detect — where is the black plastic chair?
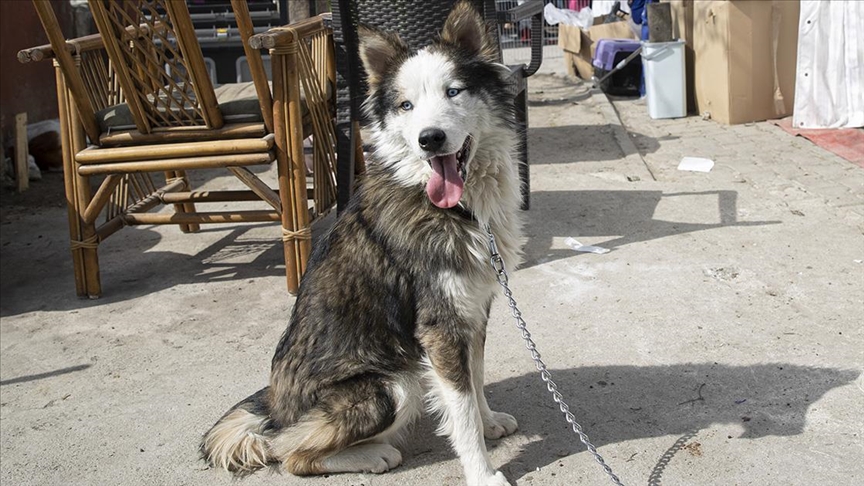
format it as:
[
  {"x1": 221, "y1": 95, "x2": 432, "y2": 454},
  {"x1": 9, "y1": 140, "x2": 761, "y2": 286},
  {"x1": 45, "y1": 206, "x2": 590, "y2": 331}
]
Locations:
[{"x1": 331, "y1": 0, "x2": 544, "y2": 211}]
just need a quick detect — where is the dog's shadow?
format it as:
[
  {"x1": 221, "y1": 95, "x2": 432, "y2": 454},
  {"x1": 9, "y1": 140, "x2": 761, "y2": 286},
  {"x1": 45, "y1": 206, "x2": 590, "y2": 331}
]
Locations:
[{"x1": 395, "y1": 363, "x2": 859, "y2": 480}]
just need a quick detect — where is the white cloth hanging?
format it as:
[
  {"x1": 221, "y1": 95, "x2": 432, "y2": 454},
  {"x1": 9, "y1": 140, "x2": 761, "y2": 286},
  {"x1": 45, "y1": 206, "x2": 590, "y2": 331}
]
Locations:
[
  {"x1": 793, "y1": 0, "x2": 864, "y2": 129},
  {"x1": 591, "y1": 0, "x2": 618, "y2": 16}
]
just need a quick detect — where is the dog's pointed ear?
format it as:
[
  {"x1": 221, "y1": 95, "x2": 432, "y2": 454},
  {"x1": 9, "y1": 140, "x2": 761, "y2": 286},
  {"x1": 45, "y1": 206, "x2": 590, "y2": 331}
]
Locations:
[
  {"x1": 440, "y1": 1, "x2": 497, "y2": 61},
  {"x1": 358, "y1": 25, "x2": 409, "y2": 87}
]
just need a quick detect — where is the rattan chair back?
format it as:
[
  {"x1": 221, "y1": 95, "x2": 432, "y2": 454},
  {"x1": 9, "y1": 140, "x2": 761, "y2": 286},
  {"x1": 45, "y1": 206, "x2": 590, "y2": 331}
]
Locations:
[{"x1": 88, "y1": 0, "x2": 223, "y2": 133}]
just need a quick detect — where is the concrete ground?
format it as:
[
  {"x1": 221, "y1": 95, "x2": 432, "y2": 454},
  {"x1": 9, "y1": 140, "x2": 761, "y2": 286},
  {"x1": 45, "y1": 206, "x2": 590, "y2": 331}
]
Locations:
[{"x1": 2, "y1": 63, "x2": 863, "y2": 485}]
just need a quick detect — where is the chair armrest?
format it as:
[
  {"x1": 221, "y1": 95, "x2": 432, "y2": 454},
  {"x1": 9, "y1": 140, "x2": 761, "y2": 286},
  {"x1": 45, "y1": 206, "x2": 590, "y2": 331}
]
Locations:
[
  {"x1": 249, "y1": 13, "x2": 332, "y2": 49},
  {"x1": 495, "y1": 0, "x2": 544, "y2": 77},
  {"x1": 18, "y1": 32, "x2": 106, "y2": 64},
  {"x1": 17, "y1": 22, "x2": 170, "y2": 64},
  {"x1": 497, "y1": 0, "x2": 545, "y2": 23}
]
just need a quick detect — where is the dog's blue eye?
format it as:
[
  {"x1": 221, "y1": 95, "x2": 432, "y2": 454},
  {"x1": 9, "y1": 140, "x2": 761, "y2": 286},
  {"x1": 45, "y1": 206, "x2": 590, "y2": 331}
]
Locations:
[
  {"x1": 400, "y1": 101, "x2": 413, "y2": 111},
  {"x1": 446, "y1": 88, "x2": 461, "y2": 98}
]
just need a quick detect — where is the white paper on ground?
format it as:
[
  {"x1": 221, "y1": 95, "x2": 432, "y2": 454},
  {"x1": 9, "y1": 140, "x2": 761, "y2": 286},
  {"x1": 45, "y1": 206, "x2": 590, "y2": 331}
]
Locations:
[
  {"x1": 565, "y1": 237, "x2": 610, "y2": 254},
  {"x1": 678, "y1": 156, "x2": 714, "y2": 172}
]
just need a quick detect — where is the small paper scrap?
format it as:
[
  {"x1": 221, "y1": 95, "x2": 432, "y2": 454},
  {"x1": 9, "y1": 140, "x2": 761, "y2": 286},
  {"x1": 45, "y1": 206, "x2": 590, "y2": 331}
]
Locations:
[
  {"x1": 565, "y1": 237, "x2": 610, "y2": 254},
  {"x1": 678, "y1": 156, "x2": 714, "y2": 172}
]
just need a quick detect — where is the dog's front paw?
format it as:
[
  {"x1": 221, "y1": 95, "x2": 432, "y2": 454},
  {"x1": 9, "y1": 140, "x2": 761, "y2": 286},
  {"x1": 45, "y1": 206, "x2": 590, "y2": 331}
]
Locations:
[
  {"x1": 483, "y1": 411, "x2": 518, "y2": 439},
  {"x1": 481, "y1": 470, "x2": 512, "y2": 486}
]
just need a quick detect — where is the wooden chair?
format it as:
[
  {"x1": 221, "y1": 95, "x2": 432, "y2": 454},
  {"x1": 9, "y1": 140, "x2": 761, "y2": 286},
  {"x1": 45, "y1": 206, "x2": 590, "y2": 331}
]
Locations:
[
  {"x1": 18, "y1": 0, "x2": 337, "y2": 297},
  {"x1": 330, "y1": 0, "x2": 544, "y2": 212}
]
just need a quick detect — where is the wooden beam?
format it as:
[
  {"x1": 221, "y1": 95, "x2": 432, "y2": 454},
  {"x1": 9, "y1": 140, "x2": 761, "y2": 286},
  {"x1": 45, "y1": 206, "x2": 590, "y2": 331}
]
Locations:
[
  {"x1": 230, "y1": 0, "x2": 274, "y2": 133},
  {"x1": 160, "y1": 190, "x2": 265, "y2": 204},
  {"x1": 98, "y1": 123, "x2": 266, "y2": 147},
  {"x1": 15, "y1": 113, "x2": 29, "y2": 192},
  {"x1": 228, "y1": 166, "x2": 282, "y2": 214},
  {"x1": 122, "y1": 211, "x2": 281, "y2": 225},
  {"x1": 77, "y1": 151, "x2": 275, "y2": 175},
  {"x1": 83, "y1": 174, "x2": 123, "y2": 224},
  {"x1": 77, "y1": 135, "x2": 275, "y2": 164}
]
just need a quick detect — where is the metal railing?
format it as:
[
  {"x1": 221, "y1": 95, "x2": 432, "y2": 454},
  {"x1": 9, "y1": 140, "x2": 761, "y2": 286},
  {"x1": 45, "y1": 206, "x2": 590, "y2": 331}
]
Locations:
[{"x1": 499, "y1": 0, "x2": 563, "y2": 66}]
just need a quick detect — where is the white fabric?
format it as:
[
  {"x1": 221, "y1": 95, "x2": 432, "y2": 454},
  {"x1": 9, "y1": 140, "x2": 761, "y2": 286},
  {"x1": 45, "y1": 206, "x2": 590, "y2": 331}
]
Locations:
[
  {"x1": 793, "y1": 0, "x2": 864, "y2": 129},
  {"x1": 591, "y1": 0, "x2": 618, "y2": 16},
  {"x1": 543, "y1": 3, "x2": 593, "y2": 28}
]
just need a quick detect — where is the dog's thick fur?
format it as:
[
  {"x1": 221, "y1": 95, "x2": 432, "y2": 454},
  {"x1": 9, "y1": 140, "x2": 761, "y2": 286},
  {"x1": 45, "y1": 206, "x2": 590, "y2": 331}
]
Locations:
[{"x1": 201, "y1": 3, "x2": 523, "y2": 485}]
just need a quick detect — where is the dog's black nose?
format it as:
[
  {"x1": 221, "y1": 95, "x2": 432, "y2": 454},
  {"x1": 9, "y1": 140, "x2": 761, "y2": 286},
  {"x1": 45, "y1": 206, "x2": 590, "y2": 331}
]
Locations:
[{"x1": 418, "y1": 128, "x2": 447, "y2": 152}]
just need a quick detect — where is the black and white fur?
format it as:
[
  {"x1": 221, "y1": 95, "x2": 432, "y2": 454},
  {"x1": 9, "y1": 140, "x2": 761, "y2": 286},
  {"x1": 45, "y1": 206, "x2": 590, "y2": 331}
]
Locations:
[{"x1": 201, "y1": 3, "x2": 523, "y2": 485}]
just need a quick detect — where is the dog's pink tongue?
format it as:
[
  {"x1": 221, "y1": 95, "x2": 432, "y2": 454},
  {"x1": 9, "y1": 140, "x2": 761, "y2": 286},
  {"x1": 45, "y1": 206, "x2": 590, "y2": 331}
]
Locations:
[{"x1": 426, "y1": 154, "x2": 463, "y2": 208}]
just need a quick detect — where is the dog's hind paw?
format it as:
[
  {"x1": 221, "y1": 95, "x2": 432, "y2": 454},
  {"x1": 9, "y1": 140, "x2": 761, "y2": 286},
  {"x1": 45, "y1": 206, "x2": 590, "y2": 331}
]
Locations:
[
  {"x1": 321, "y1": 443, "x2": 402, "y2": 474},
  {"x1": 483, "y1": 411, "x2": 518, "y2": 440},
  {"x1": 483, "y1": 471, "x2": 513, "y2": 486}
]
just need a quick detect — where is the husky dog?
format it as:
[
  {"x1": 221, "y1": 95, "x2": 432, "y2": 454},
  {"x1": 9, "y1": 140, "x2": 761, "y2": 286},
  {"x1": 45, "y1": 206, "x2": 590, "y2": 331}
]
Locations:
[{"x1": 201, "y1": 2, "x2": 523, "y2": 485}]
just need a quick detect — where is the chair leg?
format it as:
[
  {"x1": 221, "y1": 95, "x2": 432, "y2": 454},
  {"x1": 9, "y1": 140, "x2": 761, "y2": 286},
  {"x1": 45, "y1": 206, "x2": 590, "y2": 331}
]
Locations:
[
  {"x1": 61, "y1": 77, "x2": 101, "y2": 298},
  {"x1": 352, "y1": 120, "x2": 366, "y2": 175},
  {"x1": 515, "y1": 81, "x2": 530, "y2": 211},
  {"x1": 335, "y1": 120, "x2": 355, "y2": 214},
  {"x1": 73, "y1": 165, "x2": 101, "y2": 298},
  {"x1": 56, "y1": 82, "x2": 86, "y2": 296},
  {"x1": 76, "y1": 212, "x2": 102, "y2": 299},
  {"x1": 277, "y1": 152, "x2": 300, "y2": 295},
  {"x1": 60, "y1": 136, "x2": 89, "y2": 296},
  {"x1": 72, "y1": 162, "x2": 101, "y2": 298},
  {"x1": 176, "y1": 170, "x2": 200, "y2": 233},
  {"x1": 272, "y1": 46, "x2": 314, "y2": 295},
  {"x1": 165, "y1": 170, "x2": 199, "y2": 233},
  {"x1": 275, "y1": 138, "x2": 311, "y2": 295}
]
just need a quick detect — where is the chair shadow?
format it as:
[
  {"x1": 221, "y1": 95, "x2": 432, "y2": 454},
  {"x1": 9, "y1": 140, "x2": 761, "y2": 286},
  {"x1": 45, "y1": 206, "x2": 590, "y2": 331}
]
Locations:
[
  {"x1": 394, "y1": 363, "x2": 859, "y2": 482},
  {"x1": 528, "y1": 125, "x2": 661, "y2": 164},
  {"x1": 521, "y1": 189, "x2": 781, "y2": 270},
  {"x1": 0, "y1": 214, "x2": 336, "y2": 317}
]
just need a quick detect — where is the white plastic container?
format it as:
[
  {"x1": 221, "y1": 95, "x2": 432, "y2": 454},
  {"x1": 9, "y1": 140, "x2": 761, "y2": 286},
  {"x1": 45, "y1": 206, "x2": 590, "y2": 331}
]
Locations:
[{"x1": 642, "y1": 40, "x2": 686, "y2": 119}]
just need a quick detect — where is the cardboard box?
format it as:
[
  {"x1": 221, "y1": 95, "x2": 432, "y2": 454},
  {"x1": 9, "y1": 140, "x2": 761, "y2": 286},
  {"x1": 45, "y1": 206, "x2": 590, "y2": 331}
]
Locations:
[
  {"x1": 692, "y1": 0, "x2": 800, "y2": 124},
  {"x1": 559, "y1": 18, "x2": 637, "y2": 80}
]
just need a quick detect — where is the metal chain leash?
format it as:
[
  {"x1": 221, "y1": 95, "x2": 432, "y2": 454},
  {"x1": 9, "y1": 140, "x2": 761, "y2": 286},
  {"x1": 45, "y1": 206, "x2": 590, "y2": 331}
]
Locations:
[{"x1": 484, "y1": 224, "x2": 625, "y2": 486}]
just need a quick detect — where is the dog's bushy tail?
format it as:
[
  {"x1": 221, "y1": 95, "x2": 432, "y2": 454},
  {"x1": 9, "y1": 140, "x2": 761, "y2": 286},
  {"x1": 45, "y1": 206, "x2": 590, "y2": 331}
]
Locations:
[{"x1": 201, "y1": 387, "x2": 274, "y2": 474}]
